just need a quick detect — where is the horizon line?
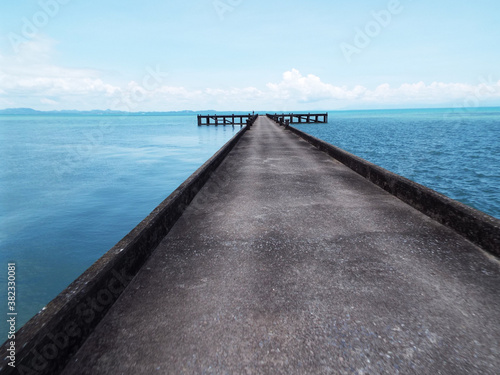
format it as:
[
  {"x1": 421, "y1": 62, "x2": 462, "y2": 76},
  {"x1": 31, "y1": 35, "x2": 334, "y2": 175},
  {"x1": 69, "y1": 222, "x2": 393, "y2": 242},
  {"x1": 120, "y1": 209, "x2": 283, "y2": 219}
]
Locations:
[{"x1": 1, "y1": 106, "x2": 500, "y2": 114}]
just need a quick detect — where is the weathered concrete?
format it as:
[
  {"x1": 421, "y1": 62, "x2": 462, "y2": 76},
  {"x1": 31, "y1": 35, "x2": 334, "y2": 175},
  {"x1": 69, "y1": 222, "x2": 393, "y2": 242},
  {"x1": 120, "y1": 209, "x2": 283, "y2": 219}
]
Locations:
[
  {"x1": 0, "y1": 126, "x2": 247, "y2": 375},
  {"x1": 61, "y1": 116, "x2": 500, "y2": 375},
  {"x1": 286, "y1": 124, "x2": 500, "y2": 257}
]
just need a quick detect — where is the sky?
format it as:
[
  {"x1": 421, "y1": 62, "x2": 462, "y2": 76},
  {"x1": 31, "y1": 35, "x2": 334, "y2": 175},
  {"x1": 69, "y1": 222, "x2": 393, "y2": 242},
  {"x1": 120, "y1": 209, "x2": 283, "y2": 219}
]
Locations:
[{"x1": 0, "y1": 0, "x2": 499, "y2": 111}]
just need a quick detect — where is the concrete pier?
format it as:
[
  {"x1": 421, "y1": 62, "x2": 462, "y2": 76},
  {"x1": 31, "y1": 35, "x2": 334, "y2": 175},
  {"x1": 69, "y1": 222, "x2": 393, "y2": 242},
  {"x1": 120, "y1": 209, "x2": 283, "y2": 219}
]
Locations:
[
  {"x1": 267, "y1": 112, "x2": 328, "y2": 123},
  {"x1": 58, "y1": 116, "x2": 500, "y2": 374},
  {"x1": 197, "y1": 114, "x2": 258, "y2": 126}
]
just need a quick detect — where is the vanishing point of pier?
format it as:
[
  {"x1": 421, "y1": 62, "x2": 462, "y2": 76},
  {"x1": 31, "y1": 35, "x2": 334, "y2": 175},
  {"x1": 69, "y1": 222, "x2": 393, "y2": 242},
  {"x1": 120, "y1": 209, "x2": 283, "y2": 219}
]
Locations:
[{"x1": 2, "y1": 116, "x2": 499, "y2": 375}]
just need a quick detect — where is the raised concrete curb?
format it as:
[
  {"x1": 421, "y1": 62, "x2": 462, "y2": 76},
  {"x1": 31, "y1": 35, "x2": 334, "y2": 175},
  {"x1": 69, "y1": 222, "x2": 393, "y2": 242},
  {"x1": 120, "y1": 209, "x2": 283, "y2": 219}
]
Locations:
[
  {"x1": 60, "y1": 116, "x2": 500, "y2": 374},
  {"x1": 0, "y1": 126, "x2": 248, "y2": 375},
  {"x1": 286, "y1": 124, "x2": 500, "y2": 257}
]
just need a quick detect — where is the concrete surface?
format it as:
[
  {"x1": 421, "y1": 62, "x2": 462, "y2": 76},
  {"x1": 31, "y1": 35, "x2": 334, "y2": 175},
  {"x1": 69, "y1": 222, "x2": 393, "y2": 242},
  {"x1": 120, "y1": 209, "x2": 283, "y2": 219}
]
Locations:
[
  {"x1": 286, "y1": 124, "x2": 500, "y2": 256},
  {"x1": 0, "y1": 126, "x2": 247, "y2": 375},
  {"x1": 62, "y1": 116, "x2": 500, "y2": 374}
]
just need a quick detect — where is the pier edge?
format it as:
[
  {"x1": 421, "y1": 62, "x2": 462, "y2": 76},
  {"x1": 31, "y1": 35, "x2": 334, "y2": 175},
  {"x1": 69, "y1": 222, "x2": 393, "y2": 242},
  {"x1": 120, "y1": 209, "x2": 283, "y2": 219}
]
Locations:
[
  {"x1": 0, "y1": 126, "x2": 249, "y2": 375},
  {"x1": 285, "y1": 123, "x2": 500, "y2": 257}
]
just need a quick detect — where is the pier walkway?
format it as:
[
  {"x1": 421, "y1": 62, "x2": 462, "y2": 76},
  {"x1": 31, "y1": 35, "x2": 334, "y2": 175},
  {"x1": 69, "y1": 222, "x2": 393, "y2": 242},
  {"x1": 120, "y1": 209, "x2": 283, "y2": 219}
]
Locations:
[{"x1": 62, "y1": 116, "x2": 500, "y2": 374}]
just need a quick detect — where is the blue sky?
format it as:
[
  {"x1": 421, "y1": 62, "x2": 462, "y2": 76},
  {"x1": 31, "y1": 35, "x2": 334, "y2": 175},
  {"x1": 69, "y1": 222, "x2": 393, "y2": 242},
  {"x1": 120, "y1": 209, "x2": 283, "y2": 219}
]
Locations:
[{"x1": 0, "y1": 0, "x2": 499, "y2": 111}]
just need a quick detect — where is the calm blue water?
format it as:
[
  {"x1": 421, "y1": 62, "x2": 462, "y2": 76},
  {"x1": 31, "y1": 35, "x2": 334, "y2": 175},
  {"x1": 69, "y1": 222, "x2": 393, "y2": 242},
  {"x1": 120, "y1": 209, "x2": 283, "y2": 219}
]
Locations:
[
  {"x1": 294, "y1": 108, "x2": 500, "y2": 220},
  {"x1": 1, "y1": 109, "x2": 499, "y2": 340},
  {"x1": 0, "y1": 115, "x2": 239, "y2": 339}
]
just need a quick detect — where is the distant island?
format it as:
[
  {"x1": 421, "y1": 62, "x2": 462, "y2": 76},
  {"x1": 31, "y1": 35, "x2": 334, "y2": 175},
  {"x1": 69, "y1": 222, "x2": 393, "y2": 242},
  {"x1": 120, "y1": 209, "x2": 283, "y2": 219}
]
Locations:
[{"x1": 0, "y1": 108, "x2": 254, "y2": 116}]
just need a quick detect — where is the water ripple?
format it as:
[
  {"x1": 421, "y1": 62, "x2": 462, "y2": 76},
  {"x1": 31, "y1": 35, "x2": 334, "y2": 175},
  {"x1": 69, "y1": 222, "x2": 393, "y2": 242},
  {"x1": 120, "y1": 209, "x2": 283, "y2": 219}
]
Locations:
[{"x1": 295, "y1": 108, "x2": 500, "y2": 220}]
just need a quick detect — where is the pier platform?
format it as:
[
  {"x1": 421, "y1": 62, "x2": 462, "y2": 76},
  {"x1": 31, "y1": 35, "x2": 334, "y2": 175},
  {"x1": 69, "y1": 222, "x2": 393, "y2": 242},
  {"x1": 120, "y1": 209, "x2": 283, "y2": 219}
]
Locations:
[
  {"x1": 197, "y1": 114, "x2": 257, "y2": 126},
  {"x1": 267, "y1": 112, "x2": 328, "y2": 123},
  {"x1": 58, "y1": 116, "x2": 500, "y2": 374}
]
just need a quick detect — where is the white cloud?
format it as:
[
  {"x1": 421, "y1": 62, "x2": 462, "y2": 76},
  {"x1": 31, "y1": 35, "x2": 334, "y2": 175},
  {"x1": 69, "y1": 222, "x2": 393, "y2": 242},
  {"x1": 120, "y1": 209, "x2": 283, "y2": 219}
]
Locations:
[
  {"x1": 0, "y1": 36, "x2": 268, "y2": 110},
  {"x1": 267, "y1": 69, "x2": 357, "y2": 102},
  {"x1": 266, "y1": 69, "x2": 500, "y2": 108},
  {"x1": 0, "y1": 36, "x2": 121, "y2": 109},
  {"x1": 1, "y1": 39, "x2": 499, "y2": 111},
  {"x1": 40, "y1": 97, "x2": 58, "y2": 105}
]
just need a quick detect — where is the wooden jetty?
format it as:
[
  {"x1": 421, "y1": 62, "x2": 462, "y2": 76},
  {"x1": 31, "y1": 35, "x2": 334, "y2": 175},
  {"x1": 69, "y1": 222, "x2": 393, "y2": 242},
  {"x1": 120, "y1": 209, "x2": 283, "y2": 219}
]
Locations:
[
  {"x1": 197, "y1": 114, "x2": 256, "y2": 126},
  {"x1": 267, "y1": 112, "x2": 328, "y2": 124}
]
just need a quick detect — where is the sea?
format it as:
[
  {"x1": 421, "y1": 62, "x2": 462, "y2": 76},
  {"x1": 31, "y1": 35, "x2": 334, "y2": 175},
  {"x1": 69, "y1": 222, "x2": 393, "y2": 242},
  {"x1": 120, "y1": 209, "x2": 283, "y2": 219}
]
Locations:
[
  {"x1": 0, "y1": 114, "x2": 240, "y2": 339},
  {"x1": 0, "y1": 108, "x2": 499, "y2": 339},
  {"x1": 294, "y1": 107, "x2": 500, "y2": 220}
]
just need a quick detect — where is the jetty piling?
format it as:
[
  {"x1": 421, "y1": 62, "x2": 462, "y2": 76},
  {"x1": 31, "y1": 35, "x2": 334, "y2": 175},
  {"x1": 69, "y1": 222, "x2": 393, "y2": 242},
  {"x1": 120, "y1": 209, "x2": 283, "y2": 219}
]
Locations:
[
  {"x1": 198, "y1": 113, "x2": 327, "y2": 126},
  {"x1": 197, "y1": 113, "x2": 258, "y2": 126},
  {"x1": 266, "y1": 112, "x2": 328, "y2": 124}
]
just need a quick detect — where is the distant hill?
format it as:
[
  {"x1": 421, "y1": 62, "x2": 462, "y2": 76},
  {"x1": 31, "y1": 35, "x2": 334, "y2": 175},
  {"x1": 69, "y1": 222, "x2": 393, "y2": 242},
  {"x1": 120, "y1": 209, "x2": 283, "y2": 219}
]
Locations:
[
  {"x1": 0, "y1": 108, "x2": 233, "y2": 116},
  {"x1": 0, "y1": 108, "x2": 42, "y2": 115}
]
